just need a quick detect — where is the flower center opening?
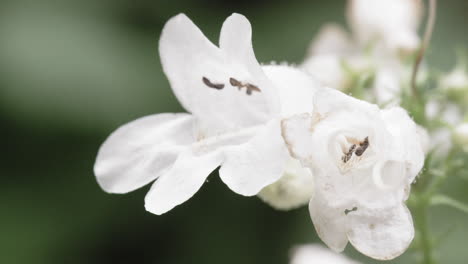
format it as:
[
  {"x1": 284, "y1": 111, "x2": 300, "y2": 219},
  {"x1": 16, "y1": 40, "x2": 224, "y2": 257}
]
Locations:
[{"x1": 340, "y1": 136, "x2": 370, "y2": 164}]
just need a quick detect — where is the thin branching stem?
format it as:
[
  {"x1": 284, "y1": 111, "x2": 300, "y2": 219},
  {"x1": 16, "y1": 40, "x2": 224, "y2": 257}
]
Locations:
[{"x1": 411, "y1": 0, "x2": 437, "y2": 99}]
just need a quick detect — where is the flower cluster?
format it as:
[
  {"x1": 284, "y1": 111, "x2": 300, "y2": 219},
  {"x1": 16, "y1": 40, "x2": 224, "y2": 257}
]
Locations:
[{"x1": 94, "y1": 0, "x2": 467, "y2": 262}]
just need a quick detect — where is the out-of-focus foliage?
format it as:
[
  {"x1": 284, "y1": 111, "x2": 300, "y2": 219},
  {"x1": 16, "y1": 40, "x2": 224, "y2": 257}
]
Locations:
[{"x1": 1, "y1": 0, "x2": 467, "y2": 263}]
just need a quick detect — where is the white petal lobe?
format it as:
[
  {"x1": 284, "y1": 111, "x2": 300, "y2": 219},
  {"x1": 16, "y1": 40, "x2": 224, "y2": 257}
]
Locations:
[
  {"x1": 159, "y1": 13, "x2": 277, "y2": 137},
  {"x1": 346, "y1": 205, "x2": 414, "y2": 260},
  {"x1": 309, "y1": 196, "x2": 349, "y2": 252},
  {"x1": 144, "y1": 150, "x2": 223, "y2": 215},
  {"x1": 262, "y1": 65, "x2": 318, "y2": 117},
  {"x1": 219, "y1": 120, "x2": 288, "y2": 196},
  {"x1": 94, "y1": 113, "x2": 194, "y2": 194}
]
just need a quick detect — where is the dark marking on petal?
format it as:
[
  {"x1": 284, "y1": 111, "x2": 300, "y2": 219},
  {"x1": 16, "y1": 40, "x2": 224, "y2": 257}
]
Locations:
[
  {"x1": 229, "y1": 77, "x2": 261, "y2": 95},
  {"x1": 342, "y1": 144, "x2": 356, "y2": 163},
  {"x1": 246, "y1": 83, "x2": 261, "y2": 94},
  {"x1": 202, "y1": 77, "x2": 225, "y2": 90},
  {"x1": 230, "y1": 77, "x2": 242, "y2": 88},
  {"x1": 344, "y1": 207, "x2": 358, "y2": 215},
  {"x1": 355, "y1": 137, "x2": 369, "y2": 156}
]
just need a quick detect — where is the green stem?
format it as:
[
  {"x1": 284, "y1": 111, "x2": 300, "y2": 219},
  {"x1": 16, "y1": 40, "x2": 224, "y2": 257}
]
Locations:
[{"x1": 413, "y1": 195, "x2": 435, "y2": 264}]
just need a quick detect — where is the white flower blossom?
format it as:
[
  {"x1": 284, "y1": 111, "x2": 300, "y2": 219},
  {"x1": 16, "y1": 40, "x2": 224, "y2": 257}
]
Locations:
[
  {"x1": 453, "y1": 123, "x2": 468, "y2": 152},
  {"x1": 440, "y1": 64, "x2": 468, "y2": 104},
  {"x1": 301, "y1": 23, "x2": 370, "y2": 92},
  {"x1": 425, "y1": 100, "x2": 463, "y2": 126},
  {"x1": 94, "y1": 13, "x2": 318, "y2": 215},
  {"x1": 282, "y1": 88, "x2": 425, "y2": 260},
  {"x1": 300, "y1": 24, "x2": 367, "y2": 90},
  {"x1": 347, "y1": 0, "x2": 423, "y2": 53},
  {"x1": 290, "y1": 244, "x2": 360, "y2": 264},
  {"x1": 425, "y1": 100, "x2": 463, "y2": 155},
  {"x1": 302, "y1": 0, "x2": 424, "y2": 105},
  {"x1": 441, "y1": 67, "x2": 468, "y2": 92}
]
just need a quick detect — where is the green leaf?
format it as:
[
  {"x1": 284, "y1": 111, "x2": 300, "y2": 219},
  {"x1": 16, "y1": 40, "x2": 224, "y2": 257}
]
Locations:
[{"x1": 430, "y1": 194, "x2": 468, "y2": 214}]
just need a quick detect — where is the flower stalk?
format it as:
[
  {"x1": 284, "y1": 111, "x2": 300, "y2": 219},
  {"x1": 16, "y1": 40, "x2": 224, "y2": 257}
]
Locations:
[
  {"x1": 411, "y1": 0, "x2": 437, "y2": 99},
  {"x1": 413, "y1": 198, "x2": 435, "y2": 264}
]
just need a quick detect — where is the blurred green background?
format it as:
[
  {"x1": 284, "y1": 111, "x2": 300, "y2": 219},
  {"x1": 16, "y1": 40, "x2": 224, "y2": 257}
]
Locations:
[{"x1": 1, "y1": 0, "x2": 467, "y2": 263}]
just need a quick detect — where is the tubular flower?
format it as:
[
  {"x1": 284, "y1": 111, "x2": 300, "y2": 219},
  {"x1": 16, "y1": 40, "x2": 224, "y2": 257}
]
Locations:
[
  {"x1": 281, "y1": 88, "x2": 425, "y2": 260},
  {"x1": 94, "y1": 13, "x2": 318, "y2": 215}
]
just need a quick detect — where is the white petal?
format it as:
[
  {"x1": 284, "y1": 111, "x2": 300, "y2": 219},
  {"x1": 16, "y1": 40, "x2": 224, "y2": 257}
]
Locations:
[
  {"x1": 373, "y1": 68, "x2": 401, "y2": 106},
  {"x1": 94, "y1": 113, "x2": 194, "y2": 194},
  {"x1": 219, "y1": 120, "x2": 288, "y2": 196},
  {"x1": 306, "y1": 23, "x2": 354, "y2": 57},
  {"x1": 281, "y1": 113, "x2": 317, "y2": 166},
  {"x1": 301, "y1": 55, "x2": 347, "y2": 90},
  {"x1": 346, "y1": 205, "x2": 414, "y2": 260},
  {"x1": 309, "y1": 195, "x2": 349, "y2": 252},
  {"x1": 429, "y1": 128, "x2": 452, "y2": 156},
  {"x1": 159, "y1": 14, "x2": 278, "y2": 137},
  {"x1": 144, "y1": 150, "x2": 223, "y2": 215},
  {"x1": 381, "y1": 107, "x2": 425, "y2": 183},
  {"x1": 290, "y1": 244, "x2": 361, "y2": 264},
  {"x1": 262, "y1": 65, "x2": 319, "y2": 117},
  {"x1": 219, "y1": 13, "x2": 264, "y2": 81},
  {"x1": 312, "y1": 87, "x2": 379, "y2": 116},
  {"x1": 347, "y1": 0, "x2": 422, "y2": 52},
  {"x1": 372, "y1": 160, "x2": 407, "y2": 190}
]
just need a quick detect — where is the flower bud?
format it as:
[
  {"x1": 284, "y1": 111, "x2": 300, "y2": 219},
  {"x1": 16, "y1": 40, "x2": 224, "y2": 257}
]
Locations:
[{"x1": 258, "y1": 158, "x2": 314, "y2": 210}]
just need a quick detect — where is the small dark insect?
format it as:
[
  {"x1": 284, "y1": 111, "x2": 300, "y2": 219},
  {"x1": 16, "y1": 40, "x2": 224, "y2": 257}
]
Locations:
[
  {"x1": 229, "y1": 77, "x2": 261, "y2": 95},
  {"x1": 355, "y1": 137, "x2": 369, "y2": 156},
  {"x1": 342, "y1": 144, "x2": 356, "y2": 163},
  {"x1": 202, "y1": 77, "x2": 225, "y2": 90}
]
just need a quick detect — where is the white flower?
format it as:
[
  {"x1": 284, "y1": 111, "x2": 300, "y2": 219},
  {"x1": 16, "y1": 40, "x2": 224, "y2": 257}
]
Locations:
[
  {"x1": 301, "y1": 24, "x2": 371, "y2": 92},
  {"x1": 306, "y1": 23, "x2": 355, "y2": 57},
  {"x1": 425, "y1": 100, "x2": 463, "y2": 155},
  {"x1": 281, "y1": 88, "x2": 425, "y2": 260},
  {"x1": 440, "y1": 64, "x2": 468, "y2": 104},
  {"x1": 373, "y1": 66, "x2": 402, "y2": 106},
  {"x1": 94, "y1": 13, "x2": 318, "y2": 215},
  {"x1": 347, "y1": 0, "x2": 423, "y2": 53},
  {"x1": 453, "y1": 123, "x2": 468, "y2": 152},
  {"x1": 441, "y1": 67, "x2": 468, "y2": 91},
  {"x1": 425, "y1": 100, "x2": 463, "y2": 126},
  {"x1": 300, "y1": 22, "x2": 405, "y2": 106},
  {"x1": 290, "y1": 244, "x2": 360, "y2": 264},
  {"x1": 302, "y1": 0, "x2": 424, "y2": 105}
]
